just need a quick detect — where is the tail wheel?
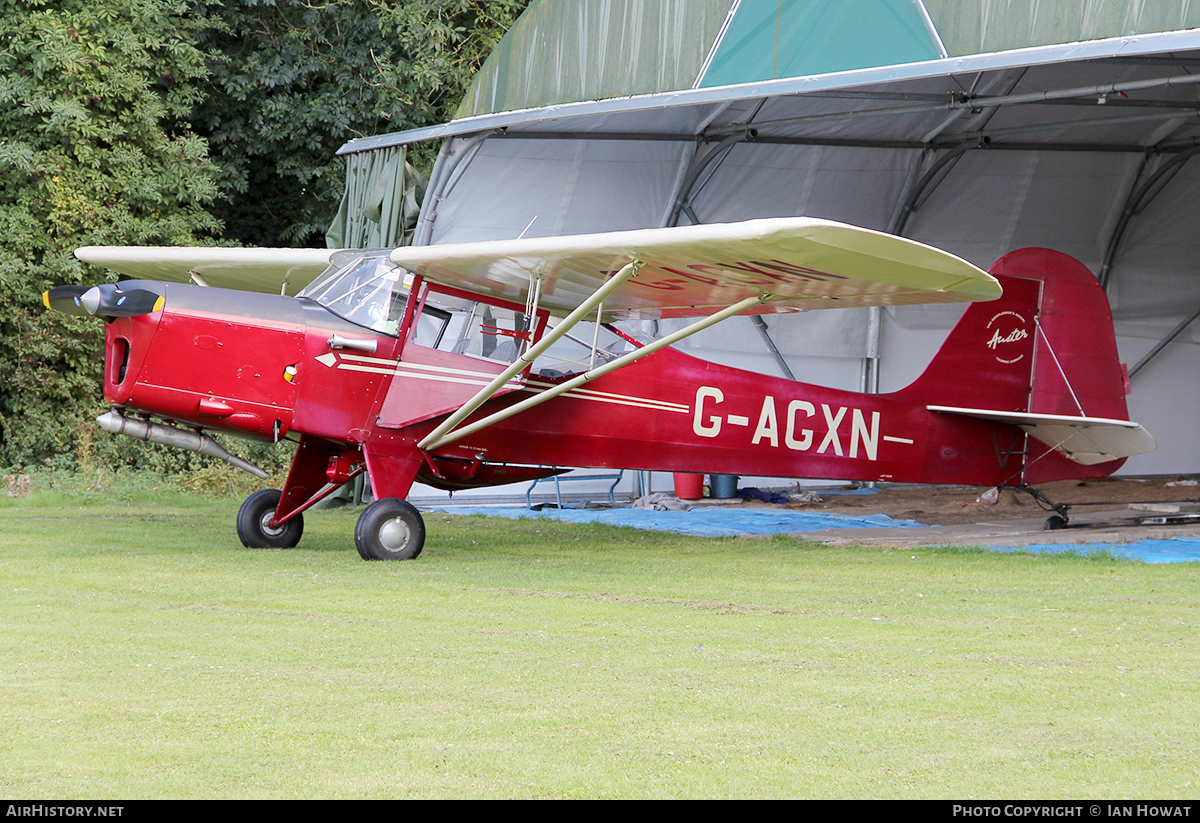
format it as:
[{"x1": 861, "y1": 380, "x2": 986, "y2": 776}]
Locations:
[
  {"x1": 1043, "y1": 513, "x2": 1069, "y2": 531},
  {"x1": 237, "y1": 489, "x2": 304, "y2": 548},
  {"x1": 355, "y1": 498, "x2": 425, "y2": 560}
]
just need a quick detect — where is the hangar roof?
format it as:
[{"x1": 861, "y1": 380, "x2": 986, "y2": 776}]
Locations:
[{"x1": 340, "y1": 0, "x2": 1200, "y2": 155}]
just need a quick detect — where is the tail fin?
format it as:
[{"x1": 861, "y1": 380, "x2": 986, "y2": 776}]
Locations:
[
  {"x1": 901, "y1": 247, "x2": 1131, "y2": 421},
  {"x1": 991, "y1": 247, "x2": 1131, "y2": 421},
  {"x1": 899, "y1": 247, "x2": 1148, "y2": 482},
  {"x1": 896, "y1": 253, "x2": 1041, "y2": 413}
]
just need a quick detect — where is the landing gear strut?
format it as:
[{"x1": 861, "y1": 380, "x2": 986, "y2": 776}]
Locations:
[{"x1": 355, "y1": 498, "x2": 425, "y2": 560}]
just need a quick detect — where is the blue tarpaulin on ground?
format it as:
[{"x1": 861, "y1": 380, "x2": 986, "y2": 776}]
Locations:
[
  {"x1": 981, "y1": 539, "x2": 1200, "y2": 564},
  {"x1": 426, "y1": 505, "x2": 1200, "y2": 562},
  {"x1": 425, "y1": 505, "x2": 924, "y2": 537}
]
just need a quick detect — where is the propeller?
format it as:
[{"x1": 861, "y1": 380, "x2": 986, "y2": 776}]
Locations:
[
  {"x1": 42, "y1": 285, "x2": 90, "y2": 316},
  {"x1": 43, "y1": 283, "x2": 164, "y2": 318}
]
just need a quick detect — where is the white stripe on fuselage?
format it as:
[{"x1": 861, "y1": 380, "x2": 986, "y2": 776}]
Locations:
[{"x1": 316, "y1": 352, "x2": 689, "y2": 415}]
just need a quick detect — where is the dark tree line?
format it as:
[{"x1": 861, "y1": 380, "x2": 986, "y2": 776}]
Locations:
[{"x1": 0, "y1": 0, "x2": 527, "y2": 469}]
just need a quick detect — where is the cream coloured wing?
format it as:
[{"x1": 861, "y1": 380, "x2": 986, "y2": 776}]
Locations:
[
  {"x1": 388, "y1": 217, "x2": 1000, "y2": 320},
  {"x1": 74, "y1": 246, "x2": 337, "y2": 294}
]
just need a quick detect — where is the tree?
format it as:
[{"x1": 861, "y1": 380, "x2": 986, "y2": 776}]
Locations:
[
  {"x1": 0, "y1": 0, "x2": 530, "y2": 468},
  {"x1": 190, "y1": 0, "x2": 397, "y2": 248},
  {"x1": 0, "y1": 0, "x2": 222, "y2": 467},
  {"x1": 371, "y1": 0, "x2": 529, "y2": 171},
  {"x1": 190, "y1": 0, "x2": 529, "y2": 248}
]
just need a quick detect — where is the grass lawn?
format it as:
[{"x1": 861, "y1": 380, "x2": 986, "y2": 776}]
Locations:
[{"x1": 0, "y1": 493, "x2": 1197, "y2": 798}]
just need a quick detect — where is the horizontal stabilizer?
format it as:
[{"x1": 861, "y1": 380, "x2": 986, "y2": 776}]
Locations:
[
  {"x1": 74, "y1": 247, "x2": 337, "y2": 294},
  {"x1": 928, "y1": 405, "x2": 1156, "y2": 465}
]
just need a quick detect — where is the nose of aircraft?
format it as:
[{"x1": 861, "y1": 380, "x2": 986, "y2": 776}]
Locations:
[{"x1": 43, "y1": 283, "x2": 163, "y2": 318}]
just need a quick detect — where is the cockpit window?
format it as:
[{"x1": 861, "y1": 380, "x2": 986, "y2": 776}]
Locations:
[
  {"x1": 411, "y1": 289, "x2": 530, "y2": 364},
  {"x1": 412, "y1": 305, "x2": 452, "y2": 349},
  {"x1": 300, "y1": 252, "x2": 540, "y2": 365},
  {"x1": 298, "y1": 252, "x2": 412, "y2": 336}
]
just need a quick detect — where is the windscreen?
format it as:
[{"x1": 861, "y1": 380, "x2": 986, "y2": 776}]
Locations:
[{"x1": 297, "y1": 252, "x2": 412, "y2": 336}]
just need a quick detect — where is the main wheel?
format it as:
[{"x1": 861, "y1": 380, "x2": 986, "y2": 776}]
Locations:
[
  {"x1": 237, "y1": 489, "x2": 304, "y2": 548},
  {"x1": 355, "y1": 498, "x2": 425, "y2": 560}
]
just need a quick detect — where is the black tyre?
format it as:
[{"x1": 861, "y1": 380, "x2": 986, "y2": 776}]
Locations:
[
  {"x1": 355, "y1": 498, "x2": 425, "y2": 560},
  {"x1": 1043, "y1": 513, "x2": 1068, "y2": 531},
  {"x1": 237, "y1": 489, "x2": 304, "y2": 548}
]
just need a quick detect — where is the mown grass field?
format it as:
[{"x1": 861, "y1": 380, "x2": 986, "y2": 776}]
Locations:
[{"x1": 1, "y1": 490, "x2": 1197, "y2": 798}]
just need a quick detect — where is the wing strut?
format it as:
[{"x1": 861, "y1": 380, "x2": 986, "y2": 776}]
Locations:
[
  {"x1": 418, "y1": 260, "x2": 644, "y2": 451},
  {"x1": 422, "y1": 293, "x2": 766, "y2": 451}
]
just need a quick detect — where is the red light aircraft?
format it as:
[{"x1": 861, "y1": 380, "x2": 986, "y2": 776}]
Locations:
[{"x1": 45, "y1": 217, "x2": 1154, "y2": 559}]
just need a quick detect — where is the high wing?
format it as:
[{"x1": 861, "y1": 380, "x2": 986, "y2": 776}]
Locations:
[
  {"x1": 74, "y1": 218, "x2": 998, "y2": 312},
  {"x1": 928, "y1": 406, "x2": 1157, "y2": 465},
  {"x1": 74, "y1": 246, "x2": 337, "y2": 294},
  {"x1": 389, "y1": 217, "x2": 1000, "y2": 320}
]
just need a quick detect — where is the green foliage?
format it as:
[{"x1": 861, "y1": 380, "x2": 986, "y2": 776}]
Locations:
[
  {"x1": 0, "y1": 459, "x2": 280, "y2": 508},
  {"x1": 190, "y1": 0, "x2": 397, "y2": 247},
  {"x1": 0, "y1": 0, "x2": 223, "y2": 469},
  {"x1": 0, "y1": 0, "x2": 531, "y2": 470},
  {"x1": 372, "y1": 0, "x2": 530, "y2": 171},
  {"x1": 190, "y1": 0, "x2": 528, "y2": 247}
]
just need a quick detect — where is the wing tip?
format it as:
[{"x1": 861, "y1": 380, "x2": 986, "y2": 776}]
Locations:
[{"x1": 942, "y1": 274, "x2": 1004, "y2": 302}]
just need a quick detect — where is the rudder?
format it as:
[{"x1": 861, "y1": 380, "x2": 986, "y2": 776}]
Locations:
[
  {"x1": 990, "y1": 247, "x2": 1130, "y2": 422},
  {"x1": 900, "y1": 247, "x2": 1130, "y2": 424}
]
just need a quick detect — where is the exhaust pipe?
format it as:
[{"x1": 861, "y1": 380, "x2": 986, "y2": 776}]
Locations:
[{"x1": 97, "y1": 411, "x2": 269, "y2": 479}]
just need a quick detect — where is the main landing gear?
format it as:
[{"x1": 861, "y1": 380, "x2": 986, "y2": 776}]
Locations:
[
  {"x1": 354, "y1": 498, "x2": 426, "y2": 560},
  {"x1": 235, "y1": 491, "x2": 426, "y2": 560},
  {"x1": 237, "y1": 489, "x2": 304, "y2": 548}
]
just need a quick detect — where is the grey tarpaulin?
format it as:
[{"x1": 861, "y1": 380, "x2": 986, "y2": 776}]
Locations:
[{"x1": 326, "y1": 145, "x2": 426, "y2": 250}]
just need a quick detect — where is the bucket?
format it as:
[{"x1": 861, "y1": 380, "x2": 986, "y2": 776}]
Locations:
[
  {"x1": 672, "y1": 472, "x2": 704, "y2": 500},
  {"x1": 710, "y1": 473, "x2": 738, "y2": 499}
]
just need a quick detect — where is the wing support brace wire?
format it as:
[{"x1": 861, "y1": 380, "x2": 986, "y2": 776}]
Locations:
[
  {"x1": 422, "y1": 294, "x2": 767, "y2": 451},
  {"x1": 1035, "y1": 316, "x2": 1085, "y2": 416},
  {"x1": 418, "y1": 260, "x2": 644, "y2": 451}
]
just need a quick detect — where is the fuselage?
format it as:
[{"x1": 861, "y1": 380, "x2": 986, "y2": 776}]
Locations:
[{"x1": 101, "y1": 273, "x2": 1118, "y2": 503}]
